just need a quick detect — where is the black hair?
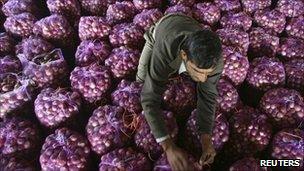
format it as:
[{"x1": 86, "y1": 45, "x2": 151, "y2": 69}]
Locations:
[{"x1": 181, "y1": 29, "x2": 222, "y2": 69}]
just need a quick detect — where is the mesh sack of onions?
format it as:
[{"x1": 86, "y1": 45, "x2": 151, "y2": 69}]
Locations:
[
  {"x1": 0, "y1": 117, "x2": 40, "y2": 157},
  {"x1": 133, "y1": 0, "x2": 162, "y2": 10},
  {"x1": 285, "y1": 59, "x2": 304, "y2": 93},
  {"x1": 4, "y1": 12, "x2": 37, "y2": 38},
  {"x1": 216, "y1": 28, "x2": 249, "y2": 55},
  {"x1": 240, "y1": 0, "x2": 271, "y2": 14},
  {"x1": 185, "y1": 110, "x2": 229, "y2": 156},
  {"x1": 33, "y1": 14, "x2": 75, "y2": 47},
  {"x1": 0, "y1": 32, "x2": 14, "y2": 56},
  {"x1": 18, "y1": 48, "x2": 69, "y2": 89},
  {"x1": 285, "y1": 16, "x2": 304, "y2": 40},
  {"x1": 75, "y1": 40, "x2": 111, "y2": 67},
  {"x1": 34, "y1": 87, "x2": 81, "y2": 129},
  {"x1": 1, "y1": 0, "x2": 38, "y2": 17},
  {"x1": 105, "y1": 46, "x2": 140, "y2": 78},
  {"x1": 214, "y1": 0, "x2": 241, "y2": 12},
  {"x1": 111, "y1": 79, "x2": 143, "y2": 114},
  {"x1": 193, "y1": 2, "x2": 221, "y2": 25},
  {"x1": 169, "y1": 0, "x2": 195, "y2": 7},
  {"x1": 0, "y1": 156, "x2": 36, "y2": 171},
  {"x1": 134, "y1": 111, "x2": 178, "y2": 159},
  {"x1": 162, "y1": 76, "x2": 196, "y2": 112},
  {"x1": 79, "y1": 0, "x2": 115, "y2": 16},
  {"x1": 229, "y1": 157, "x2": 268, "y2": 171},
  {"x1": 106, "y1": 1, "x2": 137, "y2": 25},
  {"x1": 99, "y1": 147, "x2": 151, "y2": 171},
  {"x1": 40, "y1": 128, "x2": 91, "y2": 171},
  {"x1": 0, "y1": 73, "x2": 34, "y2": 118},
  {"x1": 249, "y1": 27, "x2": 280, "y2": 58},
  {"x1": 220, "y1": 12, "x2": 252, "y2": 32},
  {"x1": 221, "y1": 46, "x2": 249, "y2": 86},
  {"x1": 254, "y1": 9, "x2": 286, "y2": 34},
  {"x1": 78, "y1": 16, "x2": 111, "y2": 41},
  {"x1": 153, "y1": 153, "x2": 202, "y2": 171},
  {"x1": 246, "y1": 57, "x2": 285, "y2": 91},
  {"x1": 133, "y1": 9, "x2": 163, "y2": 31},
  {"x1": 46, "y1": 0, "x2": 81, "y2": 22},
  {"x1": 70, "y1": 63, "x2": 112, "y2": 104},
  {"x1": 0, "y1": 55, "x2": 21, "y2": 74},
  {"x1": 260, "y1": 88, "x2": 304, "y2": 129},
  {"x1": 164, "y1": 5, "x2": 193, "y2": 17},
  {"x1": 216, "y1": 78, "x2": 240, "y2": 113},
  {"x1": 279, "y1": 37, "x2": 304, "y2": 60},
  {"x1": 228, "y1": 106, "x2": 272, "y2": 157},
  {"x1": 86, "y1": 105, "x2": 135, "y2": 156},
  {"x1": 276, "y1": 0, "x2": 304, "y2": 18},
  {"x1": 109, "y1": 23, "x2": 144, "y2": 48},
  {"x1": 15, "y1": 36, "x2": 54, "y2": 61},
  {"x1": 271, "y1": 129, "x2": 304, "y2": 168}
]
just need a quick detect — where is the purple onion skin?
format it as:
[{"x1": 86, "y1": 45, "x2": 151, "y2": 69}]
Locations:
[
  {"x1": 34, "y1": 88, "x2": 82, "y2": 129},
  {"x1": 0, "y1": 55, "x2": 22, "y2": 74},
  {"x1": 260, "y1": 88, "x2": 304, "y2": 129},
  {"x1": 185, "y1": 110, "x2": 229, "y2": 157},
  {"x1": 46, "y1": 0, "x2": 81, "y2": 21},
  {"x1": 75, "y1": 40, "x2": 111, "y2": 67},
  {"x1": 0, "y1": 117, "x2": 40, "y2": 157},
  {"x1": 164, "y1": 5, "x2": 193, "y2": 17},
  {"x1": 0, "y1": 73, "x2": 34, "y2": 119},
  {"x1": 229, "y1": 157, "x2": 269, "y2": 171},
  {"x1": 70, "y1": 63, "x2": 112, "y2": 103},
  {"x1": 277, "y1": 0, "x2": 304, "y2": 18},
  {"x1": 133, "y1": 0, "x2": 162, "y2": 10},
  {"x1": 133, "y1": 8, "x2": 163, "y2": 31},
  {"x1": 220, "y1": 12, "x2": 252, "y2": 31},
  {"x1": 134, "y1": 111, "x2": 178, "y2": 159},
  {"x1": 80, "y1": 0, "x2": 115, "y2": 16},
  {"x1": 18, "y1": 48, "x2": 69, "y2": 89},
  {"x1": 285, "y1": 16, "x2": 304, "y2": 40},
  {"x1": 169, "y1": 0, "x2": 195, "y2": 7},
  {"x1": 284, "y1": 59, "x2": 304, "y2": 93},
  {"x1": 0, "y1": 156, "x2": 36, "y2": 171},
  {"x1": 279, "y1": 38, "x2": 304, "y2": 60},
  {"x1": 86, "y1": 105, "x2": 133, "y2": 156},
  {"x1": 106, "y1": 1, "x2": 138, "y2": 25},
  {"x1": 214, "y1": 0, "x2": 242, "y2": 12},
  {"x1": 78, "y1": 16, "x2": 111, "y2": 41},
  {"x1": 221, "y1": 46, "x2": 249, "y2": 86},
  {"x1": 111, "y1": 79, "x2": 143, "y2": 114},
  {"x1": 241, "y1": 0, "x2": 271, "y2": 14},
  {"x1": 246, "y1": 57, "x2": 286, "y2": 91},
  {"x1": 40, "y1": 128, "x2": 91, "y2": 171},
  {"x1": 216, "y1": 78, "x2": 240, "y2": 113},
  {"x1": 254, "y1": 9, "x2": 286, "y2": 34},
  {"x1": 249, "y1": 27, "x2": 280, "y2": 58},
  {"x1": 1, "y1": 0, "x2": 38, "y2": 17},
  {"x1": 0, "y1": 32, "x2": 15, "y2": 56},
  {"x1": 193, "y1": 2, "x2": 221, "y2": 25},
  {"x1": 15, "y1": 36, "x2": 55, "y2": 61},
  {"x1": 105, "y1": 46, "x2": 140, "y2": 78},
  {"x1": 99, "y1": 147, "x2": 152, "y2": 171},
  {"x1": 153, "y1": 153, "x2": 202, "y2": 171},
  {"x1": 4, "y1": 12, "x2": 37, "y2": 38}
]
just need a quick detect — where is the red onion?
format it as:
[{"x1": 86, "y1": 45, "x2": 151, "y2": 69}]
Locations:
[
  {"x1": 4, "y1": 12, "x2": 37, "y2": 38},
  {"x1": 285, "y1": 16, "x2": 304, "y2": 40},
  {"x1": 240, "y1": 0, "x2": 271, "y2": 14},
  {"x1": 75, "y1": 40, "x2": 111, "y2": 67},
  {"x1": 0, "y1": 32, "x2": 14, "y2": 56},
  {"x1": 1, "y1": 0, "x2": 38, "y2": 17},
  {"x1": 106, "y1": 1, "x2": 137, "y2": 25},
  {"x1": 0, "y1": 117, "x2": 40, "y2": 157},
  {"x1": 229, "y1": 157, "x2": 269, "y2": 171},
  {"x1": 133, "y1": 8, "x2": 163, "y2": 31},
  {"x1": 214, "y1": 0, "x2": 242, "y2": 12},
  {"x1": 164, "y1": 4, "x2": 193, "y2": 17},
  {"x1": 285, "y1": 59, "x2": 304, "y2": 93},
  {"x1": 70, "y1": 63, "x2": 112, "y2": 103},
  {"x1": 46, "y1": 0, "x2": 81, "y2": 22},
  {"x1": 86, "y1": 105, "x2": 133, "y2": 156},
  {"x1": 79, "y1": 0, "x2": 115, "y2": 16},
  {"x1": 220, "y1": 12, "x2": 252, "y2": 31},
  {"x1": 217, "y1": 78, "x2": 240, "y2": 113},
  {"x1": 193, "y1": 2, "x2": 221, "y2": 25},
  {"x1": 105, "y1": 46, "x2": 140, "y2": 78},
  {"x1": 169, "y1": 0, "x2": 195, "y2": 7},
  {"x1": 40, "y1": 128, "x2": 91, "y2": 171},
  {"x1": 276, "y1": 0, "x2": 304, "y2": 18},
  {"x1": 260, "y1": 88, "x2": 304, "y2": 129},
  {"x1": 254, "y1": 9, "x2": 286, "y2": 34},
  {"x1": 279, "y1": 37, "x2": 304, "y2": 60},
  {"x1": 111, "y1": 79, "x2": 143, "y2": 113},
  {"x1": 78, "y1": 16, "x2": 111, "y2": 41},
  {"x1": 99, "y1": 147, "x2": 151, "y2": 171},
  {"x1": 133, "y1": 0, "x2": 162, "y2": 10},
  {"x1": 18, "y1": 48, "x2": 69, "y2": 89},
  {"x1": 246, "y1": 57, "x2": 285, "y2": 91},
  {"x1": 0, "y1": 55, "x2": 21, "y2": 74}
]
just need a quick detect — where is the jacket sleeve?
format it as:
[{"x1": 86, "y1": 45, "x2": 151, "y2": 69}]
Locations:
[{"x1": 196, "y1": 57, "x2": 224, "y2": 135}]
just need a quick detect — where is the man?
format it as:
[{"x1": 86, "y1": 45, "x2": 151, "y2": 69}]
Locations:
[{"x1": 136, "y1": 13, "x2": 223, "y2": 171}]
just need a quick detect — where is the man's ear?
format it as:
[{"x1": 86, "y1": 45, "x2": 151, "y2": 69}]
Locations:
[{"x1": 180, "y1": 50, "x2": 187, "y2": 61}]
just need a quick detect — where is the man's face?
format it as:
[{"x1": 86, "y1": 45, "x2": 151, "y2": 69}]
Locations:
[{"x1": 181, "y1": 50, "x2": 215, "y2": 83}]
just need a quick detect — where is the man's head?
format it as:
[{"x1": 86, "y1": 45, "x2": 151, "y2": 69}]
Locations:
[{"x1": 181, "y1": 29, "x2": 222, "y2": 82}]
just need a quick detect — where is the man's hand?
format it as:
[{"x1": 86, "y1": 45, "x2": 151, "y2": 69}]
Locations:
[
  {"x1": 161, "y1": 138, "x2": 190, "y2": 171},
  {"x1": 200, "y1": 134, "x2": 216, "y2": 166}
]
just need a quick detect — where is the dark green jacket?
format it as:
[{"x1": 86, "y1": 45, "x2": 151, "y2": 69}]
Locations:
[{"x1": 141, "y1": 14, "x2": 224, "y2": 139}]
